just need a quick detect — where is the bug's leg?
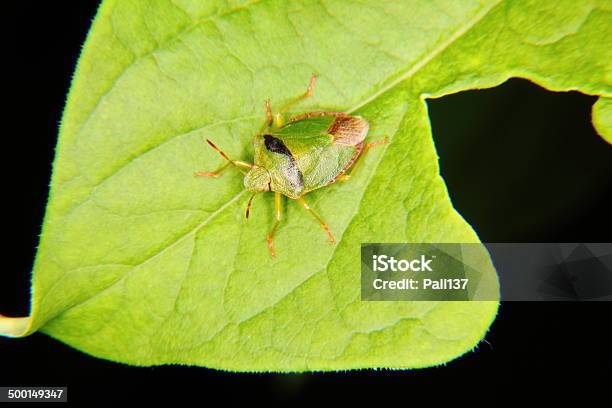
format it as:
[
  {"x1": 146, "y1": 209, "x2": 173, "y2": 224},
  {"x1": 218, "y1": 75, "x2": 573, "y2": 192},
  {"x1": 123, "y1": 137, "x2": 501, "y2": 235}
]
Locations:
[
  {"x1": 199, "y1": 139, "x2": 254, "y2": 175},
  {"x1": 274, "y1": 74, "x2": 318, "y2": 127},
  {"x1": 338, "y1": 138, "x2": 389, "y2": 182},
  {"x1": 297, "y1": 197, "x2": 335, "y2": 244},
  {"x1": 259, "y1": 99, "x2": 274, "y2": 133},
  {"x1": 267, "y1": 192, "x2": 283, "y2": 258},
  {"x1": 245, "y1": 193, "x2": 257, "y2": 219},
  {"x1": 265, "y1": 100, "x2": 273, "y2": 125}
]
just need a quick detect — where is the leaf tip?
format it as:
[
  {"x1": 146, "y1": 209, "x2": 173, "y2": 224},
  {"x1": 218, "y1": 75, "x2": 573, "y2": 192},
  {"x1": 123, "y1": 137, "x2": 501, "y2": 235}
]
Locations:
[{"x1": 0, "y1": 315, "x2": 31, "y2": 338}]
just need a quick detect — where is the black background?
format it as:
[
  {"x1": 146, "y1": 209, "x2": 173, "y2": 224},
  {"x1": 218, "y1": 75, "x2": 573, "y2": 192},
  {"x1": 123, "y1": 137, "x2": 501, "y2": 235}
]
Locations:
[{"x1": 1, "y1": 2, "x2": 610, "y2": 405}]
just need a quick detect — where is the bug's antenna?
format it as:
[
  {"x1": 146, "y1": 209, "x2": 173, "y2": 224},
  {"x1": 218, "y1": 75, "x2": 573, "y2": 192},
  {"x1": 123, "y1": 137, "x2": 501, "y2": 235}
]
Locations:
[
  {"x1": 245, "y1": 193, "x2": 257, "y2": 220},
  {"x1": 206, "y1": 139, "x2": 232, "y2": 162},
  {"x1": 205, "y1": 139, "x2": 254, "y2": 175}
]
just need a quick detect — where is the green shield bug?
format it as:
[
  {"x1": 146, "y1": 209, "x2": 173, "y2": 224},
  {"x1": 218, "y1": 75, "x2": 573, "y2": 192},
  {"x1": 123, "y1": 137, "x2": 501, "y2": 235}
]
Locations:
[{"x1": 195, "y1": 75, "x2": 388, "y2": 257}]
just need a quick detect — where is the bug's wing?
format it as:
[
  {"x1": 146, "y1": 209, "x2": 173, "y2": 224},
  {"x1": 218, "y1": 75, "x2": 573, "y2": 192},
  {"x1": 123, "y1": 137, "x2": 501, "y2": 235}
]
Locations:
[
  {"x1": 327, "y1": 115, "x2": 369, "y2": 146},
  {"x1": 270, "y1": 113, "x2": 369, "y2": 193},
  {"x1": 298, "y1": 143, "x2": 361, "y2": 192}
]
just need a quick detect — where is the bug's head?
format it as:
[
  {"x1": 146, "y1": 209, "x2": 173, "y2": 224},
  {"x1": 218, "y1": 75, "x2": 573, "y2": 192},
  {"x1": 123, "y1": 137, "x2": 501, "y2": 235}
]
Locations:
[{"x1": 244, "y1": 166, "x2": 271, "y2": 193}]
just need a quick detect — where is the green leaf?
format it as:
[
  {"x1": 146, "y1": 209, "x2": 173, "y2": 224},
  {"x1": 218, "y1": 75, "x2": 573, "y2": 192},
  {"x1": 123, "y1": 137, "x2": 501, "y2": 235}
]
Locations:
[{"x1": 2, "y1": 0, "x2": 610, "y2": 370}]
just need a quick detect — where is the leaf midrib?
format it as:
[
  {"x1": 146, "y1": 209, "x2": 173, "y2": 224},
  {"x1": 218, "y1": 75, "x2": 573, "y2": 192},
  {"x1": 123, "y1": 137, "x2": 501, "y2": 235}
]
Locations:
[{"x1": 39, "y1": 190, "x2": 247, "y2": 331}]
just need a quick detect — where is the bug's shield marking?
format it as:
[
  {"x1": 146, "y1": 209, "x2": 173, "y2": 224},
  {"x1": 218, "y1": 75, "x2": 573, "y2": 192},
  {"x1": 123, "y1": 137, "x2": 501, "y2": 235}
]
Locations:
[
  {"x1": 263, "y1": 135, "x2": 304, "y2": 188},
  {"x1": 263, "y1": 135, "x2": 292, "y2": 156}
]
